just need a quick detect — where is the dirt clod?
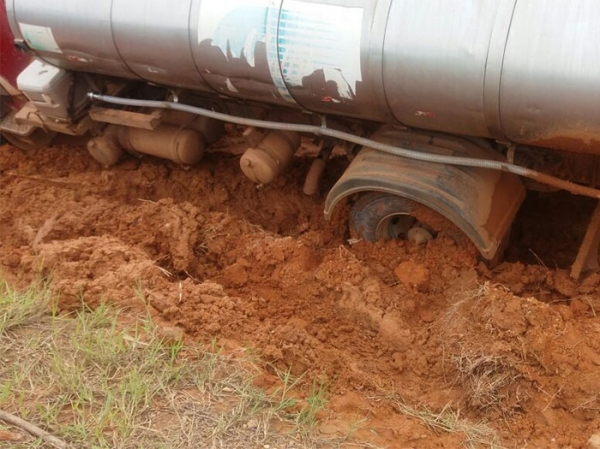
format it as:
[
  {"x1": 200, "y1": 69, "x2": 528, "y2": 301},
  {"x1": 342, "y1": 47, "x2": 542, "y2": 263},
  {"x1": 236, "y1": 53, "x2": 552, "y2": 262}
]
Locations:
[{"x1": 394, "y1": 260, "x2": 430, "y2": 292}]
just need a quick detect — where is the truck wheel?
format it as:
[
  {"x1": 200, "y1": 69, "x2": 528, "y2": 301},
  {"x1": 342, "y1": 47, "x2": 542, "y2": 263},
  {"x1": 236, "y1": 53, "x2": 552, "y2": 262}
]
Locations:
[
  {"x1": 350, "y1": 192, "x2": 435, "y2": 244},
  {"x1": 1, "y1": 129, "x2": 56, "y2": 150}
]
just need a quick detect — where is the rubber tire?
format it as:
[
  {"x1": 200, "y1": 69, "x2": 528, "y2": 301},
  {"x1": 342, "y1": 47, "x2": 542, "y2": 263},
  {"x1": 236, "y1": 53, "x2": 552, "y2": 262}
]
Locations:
[
  {"x1": 350, "y1": 192, "x2": 419, "y2": 242},
  {"x1": 1, "y1": 128, "x2": 56, "y2": 150}
]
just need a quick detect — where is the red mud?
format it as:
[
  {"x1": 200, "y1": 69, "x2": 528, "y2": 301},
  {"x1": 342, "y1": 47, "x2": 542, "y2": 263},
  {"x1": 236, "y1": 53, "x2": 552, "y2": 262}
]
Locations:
[{"x1": 1, "y1": 132, "x2": 600, "y2": 448}]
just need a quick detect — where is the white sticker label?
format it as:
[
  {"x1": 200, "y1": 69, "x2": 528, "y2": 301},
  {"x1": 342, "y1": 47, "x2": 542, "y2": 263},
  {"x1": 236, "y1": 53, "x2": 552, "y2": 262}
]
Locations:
[
  {"x1": 197, "y1": 0, "x2": 363, "y2": 102},
  {"x1": 198, "y1": 0, "x2": 267, "y2": 65},
  {"x1": 19, "y1": 23, "x2": 63, "y2": 54}
]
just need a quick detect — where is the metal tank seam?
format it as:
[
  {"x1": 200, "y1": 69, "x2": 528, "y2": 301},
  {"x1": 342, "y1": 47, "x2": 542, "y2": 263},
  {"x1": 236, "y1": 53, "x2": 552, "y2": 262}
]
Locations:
[
  {"x1": 371, "y1": 0, "x2": 397, "y2": 125},
  {"x1": 274, "y1": 0, "x2": 308, "y2": 111},
  {"x1": 187, "y1": 0, "x2": 220, "y2": 97},
  {"x1": 108, "y1": 0, "x2": 140, "y2": 80},
  {"x1": 266, "y1": 0, "x2": 295, "y2": 103},
  {"x1": 495, "y1": 0, "x2": 519, "y2": 144},
  {"x1": 481, "y1": 1, "x2": 502, "y2": 139},
  {"x1": 483, "y1": 0, "x2": 518, "y2": 142}
]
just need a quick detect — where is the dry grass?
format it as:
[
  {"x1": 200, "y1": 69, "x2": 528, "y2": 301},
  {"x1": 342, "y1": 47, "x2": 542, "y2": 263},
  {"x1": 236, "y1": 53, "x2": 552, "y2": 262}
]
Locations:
[
  {"x1": 0, "y1": 276, "x2": 336, "y2": 448},
  {"x1": 443, "y1": 283, "x2": 525, "y2": 418},
  {"x1": 453, "y1": 351, "x2": 520, "y2": 412},
  {"x1": 390, "y1": 395, "x2": 502, "y2": 449},
  {"x1": 444, "y1": 282, "x2": 493, "y2": 326},
  {"x1": 0, "y1": 278, "x2": 53, "y2": 334}
]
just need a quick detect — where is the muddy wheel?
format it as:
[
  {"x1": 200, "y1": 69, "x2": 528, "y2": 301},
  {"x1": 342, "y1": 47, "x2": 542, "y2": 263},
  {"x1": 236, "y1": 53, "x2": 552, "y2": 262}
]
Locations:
[
  {"x1": 350, "y1": 192, "x2": 435, "y2": 244},
  {"x1": 1, "y1": 128, "x2": 56, "y2": 150}
]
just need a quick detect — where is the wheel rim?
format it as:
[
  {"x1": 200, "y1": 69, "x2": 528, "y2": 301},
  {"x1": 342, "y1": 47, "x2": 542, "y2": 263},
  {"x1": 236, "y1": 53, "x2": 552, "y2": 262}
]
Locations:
[
  {"x1": 376, "y1": 213, "x2": 416, "y2": 240},
  {"x1": 375, "y1": 212, "x2": 434, "y2": 244}
]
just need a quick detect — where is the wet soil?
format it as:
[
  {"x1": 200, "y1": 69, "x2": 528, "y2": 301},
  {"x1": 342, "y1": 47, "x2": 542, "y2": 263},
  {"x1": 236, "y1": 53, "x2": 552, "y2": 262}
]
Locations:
[{"x1": 1, "y1": 131, "x2": 600, "y2": 448}]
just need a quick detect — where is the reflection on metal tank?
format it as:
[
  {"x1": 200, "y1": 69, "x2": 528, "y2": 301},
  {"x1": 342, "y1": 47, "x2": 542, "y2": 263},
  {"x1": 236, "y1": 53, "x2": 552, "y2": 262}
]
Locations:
[
  {"x1": 111, "y1": 0, "x2": 211, "y2": 92},
  {"x1": 6, "y1": 0, "x2": 134, "y2": 79},
  {"x1": 500, "y1": 0, "x2": 600, "y2": 154},
  {"x1": 6, "y1": 0, "x2": 600, "y2": 153}
]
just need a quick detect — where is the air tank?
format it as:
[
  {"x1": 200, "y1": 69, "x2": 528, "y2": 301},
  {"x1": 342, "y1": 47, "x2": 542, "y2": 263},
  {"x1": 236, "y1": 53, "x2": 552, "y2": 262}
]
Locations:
[{"x1": 6, "y1": 0, "x2": 600, "y2": 154}]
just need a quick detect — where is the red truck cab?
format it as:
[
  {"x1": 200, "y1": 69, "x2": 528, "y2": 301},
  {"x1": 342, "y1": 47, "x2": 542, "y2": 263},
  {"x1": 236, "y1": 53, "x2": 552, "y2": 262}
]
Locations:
[
  {"x1": 0, "y1": 0, "x2": 30, "y2": 115},
  {"x1": 1, "y1": 0, "x2": 56, "y2": 148}
]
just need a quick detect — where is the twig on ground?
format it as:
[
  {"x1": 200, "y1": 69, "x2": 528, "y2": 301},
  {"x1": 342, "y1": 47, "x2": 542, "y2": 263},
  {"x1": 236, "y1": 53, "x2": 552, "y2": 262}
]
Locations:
[
  {"x1": 0, "y1": 409, "x2": 70, "y2": 449},
  {"x1": 6, "y1": 172, "x2": 80, "y2": 188},
  {"x1": 32, "y1": 214, "x2": 58, "y2": 250}
]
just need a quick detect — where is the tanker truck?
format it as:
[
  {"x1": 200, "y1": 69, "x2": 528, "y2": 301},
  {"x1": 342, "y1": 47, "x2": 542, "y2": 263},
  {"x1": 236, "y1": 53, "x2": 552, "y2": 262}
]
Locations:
[
  {"x1": 0, "y1": 0, "x2": 29, "y2": 140},
  {"x1": 2, "y1": 0, "x2": 600, "y2": 276}
]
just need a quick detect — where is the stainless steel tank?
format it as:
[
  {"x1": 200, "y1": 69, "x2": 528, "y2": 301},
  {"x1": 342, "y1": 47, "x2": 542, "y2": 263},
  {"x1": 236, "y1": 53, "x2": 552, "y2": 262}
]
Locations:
[{"x1": 6, "y1": 0, "x2": 600, "y2": 153}]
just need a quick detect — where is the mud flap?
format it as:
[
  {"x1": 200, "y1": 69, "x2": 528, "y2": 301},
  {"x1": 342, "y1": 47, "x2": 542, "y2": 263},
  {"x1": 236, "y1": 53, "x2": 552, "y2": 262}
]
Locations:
[{"x1": 324, "y1": 131, "x2": 526, "y2": 261}]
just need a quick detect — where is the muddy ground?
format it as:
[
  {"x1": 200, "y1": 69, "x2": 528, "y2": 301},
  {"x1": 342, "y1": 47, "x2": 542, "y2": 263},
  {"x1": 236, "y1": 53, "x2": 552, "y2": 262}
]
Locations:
[{"x1": 1, "y1": 130, "x2": 600, "y2": 448}]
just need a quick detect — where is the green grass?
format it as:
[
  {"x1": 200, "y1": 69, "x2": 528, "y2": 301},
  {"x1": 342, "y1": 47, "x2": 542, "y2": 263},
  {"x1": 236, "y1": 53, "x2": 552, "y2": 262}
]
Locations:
[
  {"x1": 0, "y1": 276, "x2": 332, "y2": 448},
  {"x1": 0, "y1": 278, "x2": 53, "y2": 334}
]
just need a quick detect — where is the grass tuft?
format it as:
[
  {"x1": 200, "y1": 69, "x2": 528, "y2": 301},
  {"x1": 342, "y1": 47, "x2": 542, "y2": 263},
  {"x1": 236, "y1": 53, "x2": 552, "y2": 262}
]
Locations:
[
  {"x1": 453, "y1": 351, "x2": 520, "y2": 412},
  {"x1": 393, "y1": 399, "x2": 502, "y2": 449},
  {"x1": 295, "y1": 378, "x2": 329, "y2": 431},
  {"x1": 0, "y1": 277, "x2": 329, "y2": 448},
  {"x1": 443, "y1": 283, "x2": 525, "y2": 418},
  {"x1": 0, "y1": 277, "x2": 52, "y2": 335}
]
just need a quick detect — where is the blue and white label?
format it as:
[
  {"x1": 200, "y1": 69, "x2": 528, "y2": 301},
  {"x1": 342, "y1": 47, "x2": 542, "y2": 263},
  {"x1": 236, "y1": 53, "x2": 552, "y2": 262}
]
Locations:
[
  {"x1": 279, "y1": 1, "x2": 363, "y2": 100},
  {"x1": 198, "y1": 0, "x2": 363, "y2": 102}
]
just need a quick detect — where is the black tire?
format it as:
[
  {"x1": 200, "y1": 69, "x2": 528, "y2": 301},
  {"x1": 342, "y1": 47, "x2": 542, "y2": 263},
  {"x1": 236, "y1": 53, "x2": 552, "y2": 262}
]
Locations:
[
  {"x1": 1, "y1": 128, "x2": 56, "y2": 150},
  {"x1": 349, "y1": 191, "x2": 506, "y2": 264},
  {"x1": 350, "y1": 192, "x2": 423, "y2": 242}
]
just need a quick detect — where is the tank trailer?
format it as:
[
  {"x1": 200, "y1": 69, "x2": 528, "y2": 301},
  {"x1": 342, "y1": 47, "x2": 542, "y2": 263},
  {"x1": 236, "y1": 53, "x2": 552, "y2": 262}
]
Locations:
[{"x1": 2, "y1": 0, "x2": 600, "y2": 277}]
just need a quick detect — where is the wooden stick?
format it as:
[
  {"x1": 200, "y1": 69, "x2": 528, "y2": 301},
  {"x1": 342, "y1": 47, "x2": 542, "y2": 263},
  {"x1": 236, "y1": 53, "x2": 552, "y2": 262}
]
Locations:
[
  {"x1": 6, "y1": 172, "x2": 80, "y2": 188},
  {"x1": 0, "y1": 409, "x2": 69, "y2": 449}
]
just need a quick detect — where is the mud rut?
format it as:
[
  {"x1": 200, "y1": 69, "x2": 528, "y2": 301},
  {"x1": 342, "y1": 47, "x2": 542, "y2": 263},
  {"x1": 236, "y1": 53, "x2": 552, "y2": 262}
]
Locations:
[{"x1": 1, "y1": 131, "x2": 600, "y2": 448}]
